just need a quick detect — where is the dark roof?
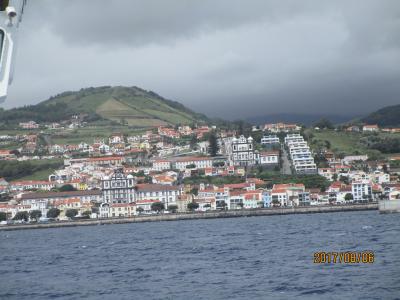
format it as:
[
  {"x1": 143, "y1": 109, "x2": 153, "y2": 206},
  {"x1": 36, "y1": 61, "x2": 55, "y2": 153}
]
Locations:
[{"x1": 20, "y1": 190, "x2": 102, "y2": 200}]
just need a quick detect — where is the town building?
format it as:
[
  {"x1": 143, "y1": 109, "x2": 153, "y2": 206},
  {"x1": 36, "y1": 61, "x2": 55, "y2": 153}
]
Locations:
[
  {"x1": 362, "y1": 125, "x2": 379, "y2": 132},
  {"x1": 173, "y1": 156, "x2": 213, "y2": 171},
  {"x1": 259, "y1": 151, "x2": 280, "y2": 167},
  {"x1": 227, "y1": 135, "x2": 259, "y2": 167},
  {"x1": 102, "y1": 169, "x2": 136, "y2": 204},
  {"x1": 261, "y1": 135, "x2": 280, "y2": 146},
  {"x1": 352, "y1": 180, "x2": 373, "y2": 202}
]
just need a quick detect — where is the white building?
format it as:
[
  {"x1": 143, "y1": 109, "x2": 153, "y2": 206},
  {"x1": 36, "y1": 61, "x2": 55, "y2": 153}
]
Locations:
[
  {"x1": 102, "y1": 169, "x2": 136, "y2": 204},
  {"x1": 363, "y1": 125, "x2": 379, "y2": 132},
  {"x1": 173, "y1": 156, "x2": 213, "y2": 171},
  {"x1": 228, "y1": 135, "x2": 259, "y2": 167},
  {"x1": 352, "y1": 180, "x2": 372, "y2": 202},
  {"x1": 261, "y1": 135, "x2": 280, "y2": 146},
  {"x1": 259, "y1": 151, "x2": 279, "y2": 166},
  {"x1": 152, "y1": 159, "x2": 172, "y2": 171},
  {"x1": 285, "y1": 134, "x2": 316, "y2": 174},
  {"x1": 136, "y1": 184, "x2": 181, "y2": 208}
]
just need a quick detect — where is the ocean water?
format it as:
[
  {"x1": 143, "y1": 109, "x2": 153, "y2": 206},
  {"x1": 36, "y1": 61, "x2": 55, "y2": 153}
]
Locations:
[{"x1": 0, "y1": 211, "x2": 399, "y2": 300}]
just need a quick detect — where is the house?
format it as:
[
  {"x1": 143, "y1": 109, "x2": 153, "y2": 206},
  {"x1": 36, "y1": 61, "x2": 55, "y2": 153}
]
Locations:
[
  {"x1": 228, "y1": 191, "x2": 245, "y2": 210},
  {"x1": 108, "y1": 203, "x2": 136, "y2": 217},
  {"x1": 20, "y1": 190, "x2": 103, "y2": 206},
  {"x1": 263, "y1": 123, "x2": 301, "y2": 133},
  {"x1": 243, "y1": 191, "x2": 262, "y2": 209},
  {"x1": 87, "y1": 156, "x2": 124, "y2": 167},
  {"x1": 109, "y1": 133, "x2": 125, "y2": 145},
  {"x1": 346, "y1": 126, "x2": 360, "y2": 132},
  {"x1": 318, "y1": 168, "x2": 335, "y2": 181},
  {"x1": 136, "y1": 184, "x2": 181, "y2": 207},
  {"x1": 271, "y1": 183, "x2": 306, "y2": 207},
  {"x1": 152, "y1": 174, "x2": 175, "y2": 186},
  {"x1": 49, "y1": 144, "x2": 65, "y2": 154},
  {"x1": 0, "y1": 150, "x2": 16, "y2": 160},
  {"x1": 259, "y1": 151, "x2": 279, "y2": 166},
  {"x1": 152, "y1": 159, "x2": 172, "y2": 171},
  {"x1": 10, "y1": 180, "x2": 56, "y2": 192},
  {"x1": 261, "y1": 135, "x2": 280, "y2": 146},
  {"x1": 342, "y1": 155, "x2": 368, "y2": 165},
  {"x1": 135, "y1": 199, "x2": 159, "y2": 213},
  {"x1": 363, "y1": 125, "x2": 379, "y2": 132},
  {"x1": 198, "y1": 186, "x2": 229, "y2": 209},
  {"x1": 173, "y1": 156, "x2": 213, "y2": 171},
  {"x1": 19, "y1": 121, "x2": 39, "y2": 129},
  {"x1": 0, "y1": 177, "x2": 9, "y2": 193}
]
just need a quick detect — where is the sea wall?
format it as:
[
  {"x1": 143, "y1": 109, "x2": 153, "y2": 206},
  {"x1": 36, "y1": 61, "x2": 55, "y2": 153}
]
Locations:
[
  {"x1": 379, "y1": 199, "x2": 400, "y2": 213},
  {"x1": 0, "y1": 203, "x2": 378, "y2": 231}
]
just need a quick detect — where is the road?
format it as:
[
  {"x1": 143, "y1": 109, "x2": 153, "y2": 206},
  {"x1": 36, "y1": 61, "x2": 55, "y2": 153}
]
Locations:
[{"x1": 281, "y1": 145, "x2": 293, "y2": 175}]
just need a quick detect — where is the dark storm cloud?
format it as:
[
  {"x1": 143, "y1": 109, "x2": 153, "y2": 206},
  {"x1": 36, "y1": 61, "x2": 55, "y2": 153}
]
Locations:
[{"x1": 4, "y1": 0, "x2": 400, "y2": 119}]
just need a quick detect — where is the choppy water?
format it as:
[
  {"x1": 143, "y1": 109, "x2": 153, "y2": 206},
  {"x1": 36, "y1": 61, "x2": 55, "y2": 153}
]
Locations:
[{"x1": 0, "y1": 211, "x2": 399, "y2": 300}]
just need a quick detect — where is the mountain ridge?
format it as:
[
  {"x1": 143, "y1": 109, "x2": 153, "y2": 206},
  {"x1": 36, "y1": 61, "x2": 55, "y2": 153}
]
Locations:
[{"x1": 0, "y1": 86, "x2": 209, "y2": 127}]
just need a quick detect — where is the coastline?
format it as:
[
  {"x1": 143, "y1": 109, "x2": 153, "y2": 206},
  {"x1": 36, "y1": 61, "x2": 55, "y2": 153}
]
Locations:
[{"x1": 0, "y1": 203, "x2": 378, "y2": 231}]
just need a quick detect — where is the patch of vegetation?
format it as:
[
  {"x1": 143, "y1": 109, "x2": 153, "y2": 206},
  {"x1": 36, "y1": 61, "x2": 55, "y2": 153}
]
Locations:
[
  {"x1": 0, "y1": 159, "x2": 63, "y2": 181},
  {"x1": 258, "y1": 173, "x2": 330, "y2": 191}
]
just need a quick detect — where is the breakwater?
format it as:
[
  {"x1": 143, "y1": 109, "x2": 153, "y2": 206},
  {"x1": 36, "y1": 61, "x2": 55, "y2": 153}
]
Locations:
[{"x1": 0, "y1": 203, "x2": 378, "y2": 231}]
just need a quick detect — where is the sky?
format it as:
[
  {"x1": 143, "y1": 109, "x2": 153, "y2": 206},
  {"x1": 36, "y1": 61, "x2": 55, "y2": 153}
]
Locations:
[{"x1": 3, "y1": 0, "x2": 400, "y2": 119}]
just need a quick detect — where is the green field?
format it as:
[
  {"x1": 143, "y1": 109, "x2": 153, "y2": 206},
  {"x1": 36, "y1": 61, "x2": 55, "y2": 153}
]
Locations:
[
  {"x1": 18, "y1": 158, "x2": 63, "y2": 181},
  {"x1": 307, "y1": 129, "x2": 400, "y2": 158}
]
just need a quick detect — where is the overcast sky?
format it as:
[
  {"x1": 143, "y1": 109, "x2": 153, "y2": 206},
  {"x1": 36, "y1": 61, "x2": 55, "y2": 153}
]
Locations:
[{"x1": 3, "y1": 0, "x2": 400, "y2": 119}]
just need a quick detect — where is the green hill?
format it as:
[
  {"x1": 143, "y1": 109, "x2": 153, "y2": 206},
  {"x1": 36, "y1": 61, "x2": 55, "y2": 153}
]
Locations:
[
  {"x1": 0, "y1": 86, "x2": 208, "y2": 127},
  {"x1": 362, "y1": 104, "x2": 400, "y2": 127}
]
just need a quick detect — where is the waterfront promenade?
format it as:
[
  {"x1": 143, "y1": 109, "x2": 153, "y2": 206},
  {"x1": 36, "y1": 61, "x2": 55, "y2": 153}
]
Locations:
[{"x1": 0, "y1": 203, "x2": 378, "y2": 231}]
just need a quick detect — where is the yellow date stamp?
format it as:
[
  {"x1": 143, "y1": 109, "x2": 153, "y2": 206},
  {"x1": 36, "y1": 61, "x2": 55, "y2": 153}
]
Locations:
[{"x1": 314, "y1": 251, "x2": 374, "y2": 264}]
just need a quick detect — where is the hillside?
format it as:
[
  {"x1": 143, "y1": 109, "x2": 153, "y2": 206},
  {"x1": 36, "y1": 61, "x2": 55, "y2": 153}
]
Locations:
[
  {"x1": 362, "y1": 104, "x2": 400, "y2": 127},
  {"x1": 246, "y1": 113, "x2": 356, "y2": 126},
  {"x1": 0, "y1": 86, "x2": 208, "y2": 127}
]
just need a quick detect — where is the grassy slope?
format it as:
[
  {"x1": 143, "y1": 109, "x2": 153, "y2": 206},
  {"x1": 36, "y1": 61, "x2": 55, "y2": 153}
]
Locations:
[
  {"x1": 308, "y1": 129, "x2": 400, "y2": 158},
  {"x1": 13, "y1": 159, "x2": 64, "y2": 181},
  {"x1": 43, "y1": 86, "x2": 205, "y2": 127}
]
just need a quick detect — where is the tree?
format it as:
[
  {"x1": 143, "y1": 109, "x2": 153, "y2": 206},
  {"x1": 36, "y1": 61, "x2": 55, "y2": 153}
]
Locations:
[
  {"x1": 0, "y1": 211, "x2": 7, "y2": 221},
  {"x1": 47, "y1": 208, "x2": 61, "y2": 219},
  {"x1": 65, "y1": 209, "x2": 78, "y2": 219},
  {"x1": 168, "y1": 205, "x2": 178, "y2": 213},
  {"x1": 208, "y1": 132, "x2": 219, "y2": 157},
  {"x1": 190, "y1": 135, "x2": 198, "y2": 150},
  {"x1": 137, "y1": 207, "x2": 144, "y2": 214},
  {"x1": 82, "y1": 210, "x2": 91, "y2": 218},
  {"x1": 13, "y1": 211, "x2": 29, "y2": 222},
  {"x1": 190, "y1": 187, "x2": 199, "y2": 196},
  {"x1": 29, "y1": 210, "x2": 42, "y2": 222},
  {"x1": 313, "y1": 118, "x2": 334, "y2": 130},
  {"x1": 345, "y1": 193, "x2": 353, "y2": 201},
  {"x1": 187, "y1": 202, "x2": 199, "y2": 211},
  {"x1": 219, "y1": 201, "x2": 227, "y2": 210},
  {"x1": 58, "y1": 184, "x2": 76, "y2": 192},
  {"x1": 151, "y1": 202, "x2": 165, "y2": 212}
]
